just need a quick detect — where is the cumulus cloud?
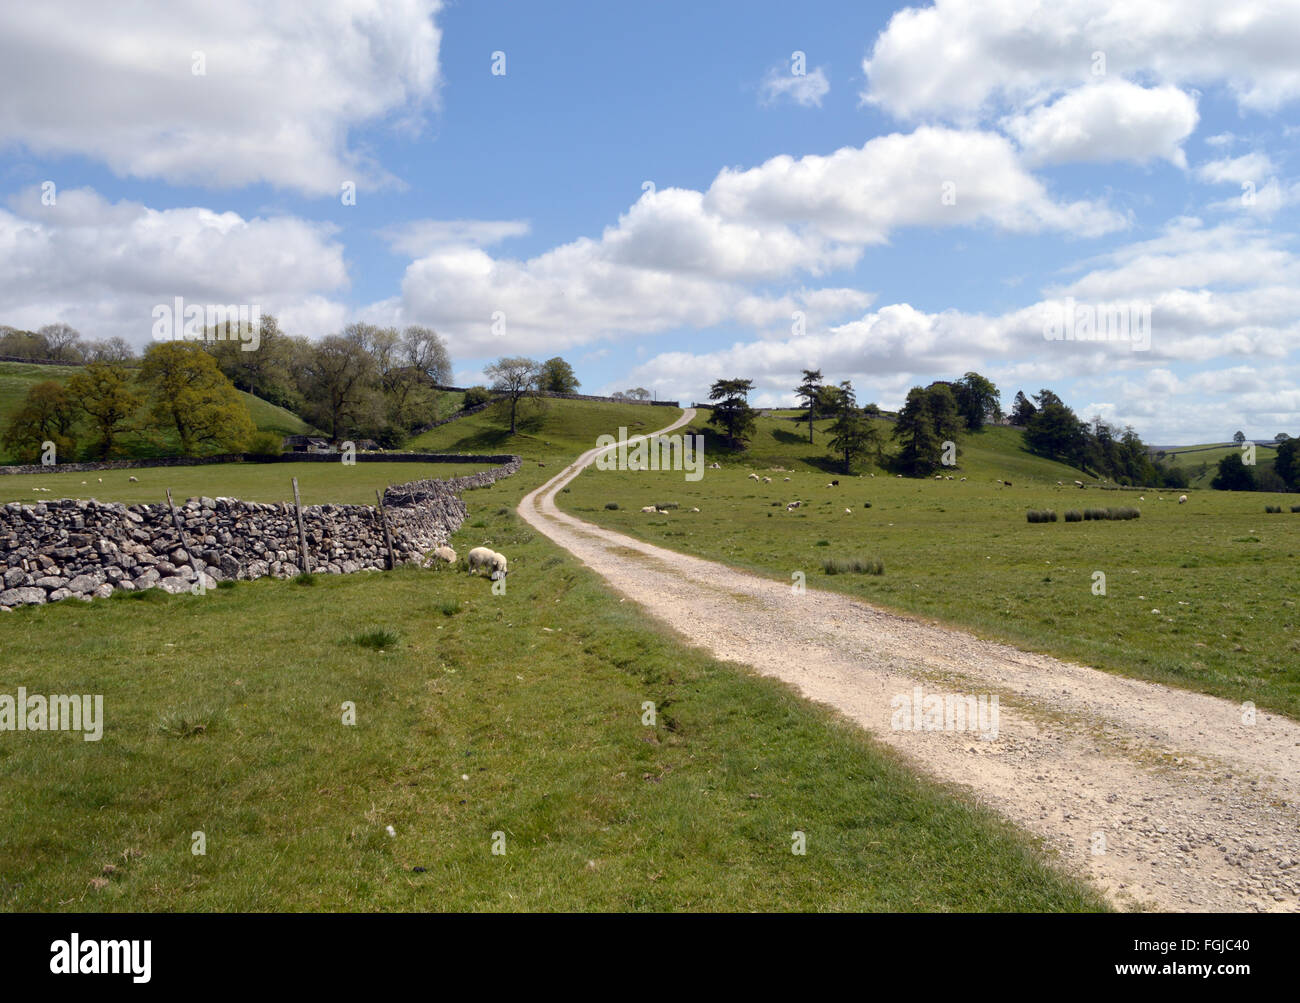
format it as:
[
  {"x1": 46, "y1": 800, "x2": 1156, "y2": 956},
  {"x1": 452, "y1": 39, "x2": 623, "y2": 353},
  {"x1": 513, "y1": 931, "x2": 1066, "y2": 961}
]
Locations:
[
  {"x1": 0, "y1": 0, "x2": 442, "y2": 195},
  {"x1": 862, "y1": 0, "x2": 1300, "y2": 121},
  {"x1": 1196, "y1": 153, "x2": 1278, "y2": 184},
  {"x1": 760, "y1": 66, "x2": 830, "y2": 107},
  {"x1": 0, "y1": 186, "x2": 348, "y2": 344},
  {"x1": 387, "y1": 128, "x2": 1125, "y2": 356},
  {"x1": 1002, "y1": 80, "x2": 1199, "y2": 167},
  {"x1": 377, "y1": 219, "x2": 530, "y2": 256}
]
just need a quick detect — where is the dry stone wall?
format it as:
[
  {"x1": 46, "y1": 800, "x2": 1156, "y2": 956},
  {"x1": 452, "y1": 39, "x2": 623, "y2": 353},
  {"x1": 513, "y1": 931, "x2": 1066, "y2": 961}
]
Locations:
[{"x1": 0, "y1": 456, "x2": 520, "y2": 610}]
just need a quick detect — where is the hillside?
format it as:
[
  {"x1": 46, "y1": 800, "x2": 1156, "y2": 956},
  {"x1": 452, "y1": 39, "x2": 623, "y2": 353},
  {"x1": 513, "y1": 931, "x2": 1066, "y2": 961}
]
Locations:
[
  {"x1": 692, "y1": 407, "x2": 1094, "y2": 483},
  {"x1": 0, "y1": 359, "x2": 313, "y2": 462},
  {"x1": 1158, "y1": 441, "x2": 1280, "y2": 488}
]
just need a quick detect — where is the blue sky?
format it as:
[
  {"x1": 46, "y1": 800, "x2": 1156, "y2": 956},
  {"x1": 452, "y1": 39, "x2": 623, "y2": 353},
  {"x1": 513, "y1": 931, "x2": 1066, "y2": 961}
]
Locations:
[{"x1": 1, "y1": 0, "x2": 1299, "y2": 443}]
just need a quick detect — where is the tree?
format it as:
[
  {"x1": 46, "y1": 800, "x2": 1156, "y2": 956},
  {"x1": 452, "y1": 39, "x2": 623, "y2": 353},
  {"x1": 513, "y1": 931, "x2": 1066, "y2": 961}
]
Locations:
[
  {"x1": 953, "y1": 372, "x2": 1001, "y2": 431},
  {"x1": 924, "y1": 382, "x2": 963, "y2": 446},
  {"x1": 297, "y1": 335, "x2": 381, "y2": 440},
  {"x1": 66, "y1": 363, "x2": 141, "y2": 459},
  {"x1": 81, "y1": 336, "x2": 136, "y2": 364},
  {"x1": 1211, "y1": 452, "x2": 1256, "y2": 491},
  {"x1": 1, "y1": 380, "x2": 79, "y2": 462},
  {"x1": 539, "y1": 357, "x2": 580, "y2": 394},
  {"x1": 1024, "y1": 391, "x2": 1086, "y2": 466},
  {"x1": 204, "y1": 313, "x2": 301, "y2": 411},
  {"x1": 825, "y1": 381, "x2": 879, "y2": 473},
  {"x1": 401, "y1": 325, "x2": 452, "y2": 385},
  {"x1": 1010, "y1": 390, "x2": 1036, "y2": 426},
  {"x1": 484, "y1": 357, "x2": 542, "y2": 433},
  {"x1": 1233, "y1": 430, "x2": 1246, "y2": 446},
  {"x1": 625, "y1": 387, "x2": 651, "y2": 401},
  {"x1": 37, "y1": 323, "x2": 82, "y2": 361},
  {"x1": 1275, "y1": 432, "x2": 1291, "y2": 443},
  {"x1": 138, "y1": 342, "x2": 255, "y2": 455},
  {"x1": 1275, "y1": 437, "x2": 1300, "y2": 489},
  {"x1": 706, "y1": 378, "x2": 756, "y2": 450},
  {"x1": 894, "y1": 387, "x2": 941, "y2": 475},
  {"x1": 794, "y1": 368, "x2": 823, "y2": 443}
]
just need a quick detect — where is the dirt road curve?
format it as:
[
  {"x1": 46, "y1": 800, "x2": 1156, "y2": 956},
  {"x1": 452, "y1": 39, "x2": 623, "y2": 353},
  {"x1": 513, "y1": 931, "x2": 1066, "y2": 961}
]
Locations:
[{"x1": 519, "y1": 409, "x2": 1300, "y2": 911}]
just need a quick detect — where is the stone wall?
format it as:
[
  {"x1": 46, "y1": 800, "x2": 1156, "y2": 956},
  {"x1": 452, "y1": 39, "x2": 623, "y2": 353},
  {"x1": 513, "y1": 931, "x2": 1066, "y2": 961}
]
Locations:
[{"x1": 0, "y1": 456, "x2": 521, "y2": 610}]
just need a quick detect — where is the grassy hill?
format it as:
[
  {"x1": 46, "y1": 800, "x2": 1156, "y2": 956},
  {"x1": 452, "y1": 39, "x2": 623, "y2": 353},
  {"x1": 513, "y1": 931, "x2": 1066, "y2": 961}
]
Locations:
[
  {"x1": 0, "y1": 395, "x2": 1104, "y2": 911},
  {"x1": 0, "y1": 359, "x2": 313, "y2": 463},
  {"x1": 692, "y1": 407, "x2": 1094, "y2": 483},
  {"x1": 1158, "y1": 442, "x2": 1280, "y2": 489}
]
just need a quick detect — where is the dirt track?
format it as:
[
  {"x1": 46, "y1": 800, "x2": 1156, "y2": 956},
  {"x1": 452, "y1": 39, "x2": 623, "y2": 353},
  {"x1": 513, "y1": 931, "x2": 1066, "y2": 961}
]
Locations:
[{"x1": 518, "y1": 409, "x2": 1300, "y2": 911}]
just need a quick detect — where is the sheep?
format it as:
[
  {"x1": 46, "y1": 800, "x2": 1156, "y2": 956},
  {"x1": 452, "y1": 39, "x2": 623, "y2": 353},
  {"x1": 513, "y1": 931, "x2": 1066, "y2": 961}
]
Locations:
[
  {"x1": 748, "y1": 473, "x2": 760, "y2": 481},
  {"x1": 1179, "y1": 494, "x2": 1188, "y2": 504},
  {"x1": 959, "y1": 477, "x2": 966, "y2": 481},
  {"x1": 786, "y1": 500, "x2": 802, "y2": 510},
  {"x1": 690, "y1": 507, "x2": 700, "y2": 513},
  {"x1": 1005, "y1": 480, "x2": 1012, "y2": 487},
  {"x1": 844, "y1": 508, "x2": 852, "y2": 514},
  {"x1": 129, "y1": 475, "x2": 139, "y2": 482},
  {"x1": 934, "y1": 474, "x2": 943, "y2": 480},
  {"x1": 1074, "y1": 480, "x2": 1084, "y2": 488},
  {"x1": 831, "y1": 480, "x2": 839, "y2": 486},
  {"x1": 783, "y1": 477, "x2": 791, "y2": 482},
  {"x1": 431, "y1": 545, "x2": 456, "y2": 565},
  {"x1": 762, "y1": 476, "x2": 772, "y2": 483},
  {"x1": 640, "y1": 505, "x2": 657, "y2": 513},
  {"x1": 467, "y1": 546, "x2": 508, "y2": 580},
  {"x1": 1139, "y1": 496, "x2": 1145, "y2": 502}
]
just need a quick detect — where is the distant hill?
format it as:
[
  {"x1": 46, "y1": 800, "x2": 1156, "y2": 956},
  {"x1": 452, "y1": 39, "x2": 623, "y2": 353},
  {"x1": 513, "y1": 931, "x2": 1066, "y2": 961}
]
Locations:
[
  {"x1": 689, "y1": 407, "x2": 1097, "y2": 483},
  {"x1": 1155, "y1": 441, "x2": 1280, "y2": 489},
  {"x1": 0, "y1": 359, "x2": 314, "y2": 462}
]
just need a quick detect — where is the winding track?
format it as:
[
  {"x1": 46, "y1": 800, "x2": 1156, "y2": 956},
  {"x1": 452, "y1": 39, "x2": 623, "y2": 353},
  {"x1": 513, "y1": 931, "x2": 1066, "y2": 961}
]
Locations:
[{"x1": 518, "y1": 409, "x2": 1300, "y2": 911}]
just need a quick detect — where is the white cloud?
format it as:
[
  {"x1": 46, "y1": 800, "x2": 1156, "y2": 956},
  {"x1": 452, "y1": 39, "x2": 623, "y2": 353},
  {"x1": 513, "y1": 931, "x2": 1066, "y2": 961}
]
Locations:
[
  {"x1": 1002, "y1": 80, "x2": 1199, "y2": 167},
  {"x1": 387, "y1": 128, "x2": 1125, "y2": 356},
  {"x1": 0, "y1": 1, "x2": 442, "y2": 195},
  {"x1": 377, "y1": 219, "x2": 530, "y2": 256},
  {"x1": 862, "y1": 0, "x2": 1300, "y2": 120},
  {"x1": 760, "y1": 66, "x2": 830, "y2": 107},
  {"x1": 1196, "y1": 153, "x2": 1278, "y2": 184},
  {"x1": 0, "y1": 186, "x2": 348, "y2": 344}
]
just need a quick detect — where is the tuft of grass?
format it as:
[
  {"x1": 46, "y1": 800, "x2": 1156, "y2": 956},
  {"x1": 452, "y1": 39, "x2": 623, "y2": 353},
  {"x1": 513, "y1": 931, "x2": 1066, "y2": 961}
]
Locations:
[
  {"x1": 294, "y1": 572, "x2": 317, "y2": 586},
  {"x1": 129, "y1": 587, "x2": 170, "y2": 603},
  {"x1": 823, "y1": 555, "x2": 885, "y2": 575},
  {"x1": 216, "y1": 579, "x2": 238, "y2": 590},
  {"x1": 157, "y1": 710, "x2": 221, "y2": 738},
  {"x1": 351, "y1": 628, "x2": 400, "y2": 650},
  {"x1": 438, "y1": 598, "x2": 460, "y2": 617}
]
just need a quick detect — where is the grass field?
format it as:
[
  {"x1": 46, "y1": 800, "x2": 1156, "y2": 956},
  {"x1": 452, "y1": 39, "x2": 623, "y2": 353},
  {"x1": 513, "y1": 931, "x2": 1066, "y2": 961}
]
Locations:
[
  {"x1": 0, "y1": 399, "x2": 1106, "y2": 912},
  {"x1": 0, "y1": 461, "x2": 495, "y2": 507},
  {"x1": 0, "y1": 360, "x2": 313, "y2": 463},
  {"x1": 559, "y1": 410, "x2": 1300, "y2": 719}
]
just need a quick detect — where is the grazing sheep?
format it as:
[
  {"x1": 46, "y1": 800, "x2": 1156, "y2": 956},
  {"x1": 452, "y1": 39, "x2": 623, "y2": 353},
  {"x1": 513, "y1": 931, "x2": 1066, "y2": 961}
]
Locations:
[
  {"x1": 640, "y1": 505, "x2": 657, "y2": 513},
  {"x1": 467, "y1": 546, "x2": 508, "y2": 579},
  {"x1": 762, "y1": 476, "x2": 772, "y2": 483},
  {"x1": 783, "y1": 477, "x2": 791, "y2": 481},
  {"x1": 959, "y1": 477, "x2": 966, "y2": 481},
  {"x1": 786, "y1": 500, "x2": 801, "y2": 510},
  {"x1": 831, "y1": 480, "x2": 839, "y2": 486},
  {"x1": 432, "y1": 545, "x2": 456, "y2": 565},
  {"x1": 748, "y1": 473, "x2": 760, "y2": 481},
  {"x1": 1005, "y1": 480, "x2": 1012, "y2": 487},
  {"x1": 129, "y1": 475, "x2": 139, "y2": 482},
  {"x1": 1074, "y1": 480, "x2": 1084, "y2": 488},
  {"x1": 934, "y1": 474, "x2": 943, "y2": 480},
  {"x1": 844, "y1": 508, "x2": 852, "y2": 514},
  {"x1": 1179, "y1": 494, "x2": 1188, "y2": 504},
  {"x1": 1057, "y1": 481, "x2": 1063, "y2": 486},
  {"x1": 690, "y1": 507, "x2": 700, "y2": 512},
  {"x1": 1139, "y1": 496, "x2": 1145, "y2": 502}
]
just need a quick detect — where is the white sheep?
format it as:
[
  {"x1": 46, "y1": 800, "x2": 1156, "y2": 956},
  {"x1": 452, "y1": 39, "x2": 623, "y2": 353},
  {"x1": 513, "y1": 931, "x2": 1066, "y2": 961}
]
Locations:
[
  {"x1": 1074, "y1": 480, "x2": 1084, "y2": 488},
  {"x1": 1178, "y1": 494, "x2": 1188, "y2": 504},
  {"x1": 786, "y1": 500, "x2": 801, "y2": 510},
  {"x1": 640, "y1": 505, "x2": 657, "y2": 513},
  {"x1": 844, "y1": 508, "x2": 851, "y2": 514},
  {"x1": 748, "y1": 473, "x2": 760, "y2": 481},
  {"x1": 467, "y1": 546, "x2": 508, "y2": 580},
  {"x1": 690, "y1": 507, "x2": 700, "y2": 512},
  {"x1": 129, "y1": 475, "x2": 139, "y2": 482},
  {"x1": 762, "y1": 476, "x2": 772, "y2": 483},
  {"x1": 783, "y1": 477, "x2": 791, "y2": 481},
  {"x1": 431, "y1": 545, "x2": 456, "y2": 565}
]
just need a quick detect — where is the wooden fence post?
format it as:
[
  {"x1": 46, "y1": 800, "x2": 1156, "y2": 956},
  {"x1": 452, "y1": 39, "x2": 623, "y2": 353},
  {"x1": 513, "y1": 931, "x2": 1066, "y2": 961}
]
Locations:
[
  {"x1": 375, "y1": 489, "x2": 398, "y2": 571},
  {"x1": 292, "y1": 477, "x2": 311, "y2": 573}
]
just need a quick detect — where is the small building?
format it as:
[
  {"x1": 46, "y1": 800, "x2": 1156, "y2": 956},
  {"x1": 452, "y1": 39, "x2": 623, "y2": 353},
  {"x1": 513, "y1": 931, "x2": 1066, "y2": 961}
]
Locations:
[
  {"x1": 353, "y1": 439, "x2": 382, "y2": 452},
  {"x1": 282, "y1": 435, "x2": 333, "y2": 454}
]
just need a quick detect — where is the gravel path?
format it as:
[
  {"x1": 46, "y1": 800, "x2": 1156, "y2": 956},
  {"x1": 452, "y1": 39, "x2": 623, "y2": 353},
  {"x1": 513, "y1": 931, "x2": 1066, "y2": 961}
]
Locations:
[{"x1": 518, "y1": 410, "x2": 1300, "y2": 911}]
